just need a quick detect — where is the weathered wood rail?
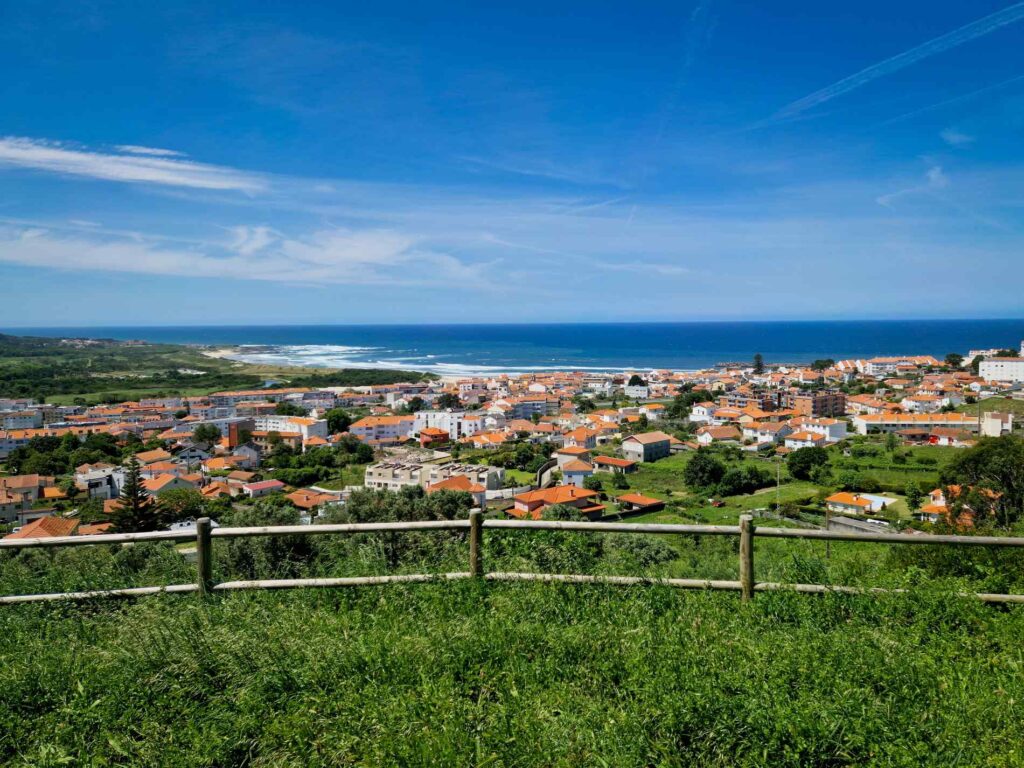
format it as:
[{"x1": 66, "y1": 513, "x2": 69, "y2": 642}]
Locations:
[{"x1": 3, "y1": 513, "x2": 1024, "y2": 605}]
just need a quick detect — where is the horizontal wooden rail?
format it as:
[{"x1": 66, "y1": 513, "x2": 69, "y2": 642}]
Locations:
[
  {"x1": 5, "y1": 513, "x2": 1024, "y2": 606},
  {"x1": 211, "y1": 520, "x2": 471, "y2": 539},
  {"x1": 0, "y1": 529, "x2": 198, "y2": 549},
  {"x1": 754, "y1": 528, "x2": 1024, "y2": 547},
  {"x1": 0, "y1": 584, "x2": 198, "y2": 605},
  {"x1": 485, "y1": 572, "x2": 744, "y2": 590},
  {"x1": 482, "y1": 520, "x2": 740, "y2": 535},
  {"x1": 213, "y1": 573, "x2": 473, "y2": 591}
]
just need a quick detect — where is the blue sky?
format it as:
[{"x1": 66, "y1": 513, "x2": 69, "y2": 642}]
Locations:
[{"x1": 1, "y1": 0, "x2": 1023, "y2": 326}]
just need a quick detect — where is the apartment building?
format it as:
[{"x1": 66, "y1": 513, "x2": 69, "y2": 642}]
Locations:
[
  {"x1": 363, "y1": 461, "x2": 504, "y2": 491},
  {"x1": 785, "y1": 390, "x2": 847, "y2": 418},
  {"x1": 979, "y1": 357, "x2": 1024, "y2": 383}
]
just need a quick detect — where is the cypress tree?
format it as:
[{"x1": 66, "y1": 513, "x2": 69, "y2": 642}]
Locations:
[{"x1": 111, "y1": 457, "x2": 161, "y2": 532}]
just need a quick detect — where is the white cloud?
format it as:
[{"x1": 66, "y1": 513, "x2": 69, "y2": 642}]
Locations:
[
  {"x1": 940, "y1": 128, "x2": 975, "y2": 146},
  {"x1": 115, "y1": 144, "x2": 186, "y2": 157},
  {"x1": 0, "y1": 225, "x2": 492, "y2": 288},
  {"x1": 0, "y1": 137, "x2": 265, "y2": 192},
  {"x1": 228, "y1": 225, "x2": 278, "y2": 256}
]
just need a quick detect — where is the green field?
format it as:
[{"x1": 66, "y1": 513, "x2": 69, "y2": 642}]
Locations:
[
  {"x1": 957, "y1": 396, "x2": 1024, "y2": 418},
  {"x1": 0, "y1": 333, "x2": 429, "y2": 404},
  {"x1": 313, "y1": 464, "x2": 370, "y2": 490}
]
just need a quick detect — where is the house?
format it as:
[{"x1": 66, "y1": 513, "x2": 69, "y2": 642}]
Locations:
[
  {"x1": 142, "y1": 474, "x2": 197, "y2": 496},
  {"x1": 824, "y1": 492, "x2": 890, "y2": 515},
  {"x1": 623, "y1": 381, "x2": 650, "y2": 399},
  {"x1": 419, "y1": 427, "x2": 450, "y2": 448},
  {"x1": 791, "y1": 417, "x2": 847, "y2": 443},
  {"x1": 231, "y1": 443, "x2": 261, "y2": 469},
  {"x1": 202, "y1": 456, "x2": 244, "y2": 474},
  {"x1": 638, "y1": 403, "x2": 665, "y2": 421},
  {"x1": 916, "y1": 485, "x2": 1000, "y2": 526},
  {"x1": 426, "y1": 475, "x2": 487, "y2": 507},
  {"x1": 695, "y1": 426, "x2": 741, "y2": 447},
  {"x1": 0, "y1": 490, "x2": 26, "y2": 523},
  {"x1": 928, "y1": 428, "x2": 975, "y2": 448},
  {"x1": 510, "y1": 486, "x2": 604, "y2": 520},
  {"x1": 0, "y1": 474, "x2": 56, "y2": 504},
  {"x1": 133, "y1": 448, "x2": 173, "y2": 466},
  {"x1": 615, "y1": 493, "x2": 665, "y2": 513},
  {"x1": 741, "y1": 422, "x2": 792, "y2": 445},
  {"x1": 286, "y1": 488, "x2": 343, "y2": 512},
  {"x1": 201, "y1": 481, "x2": 235, "y2": 499},
  {"x1": 783, "y1": 431, "x2": 827, "y2": 450},
  {"x1": 251, "y1": 430, "x2": 303, "y2": 452},
  {"x1": 74, "y1": 464, "x2": 124, "y2": 500},
  {"x1": 243, "y1": 479, "x2": 286, "y2": 498},
  {"x1": 621, "y1": 431, "x2": 673, "y2": 463},
  {"x1": 4, "y1": 514, "x2": 79, "y2": 540},
  {"x1": 592, "y1": 456, "x2": 637, "y2": 475},
  {"x1": 689, "y1": 402, "x2": 717, "y2": 423},
  {"x1": 561, "y1": 459, "x2": 595, "y2": 488},
  {"x1": 562, "y1": 427, "x2": 598, "y2": 450},
  {"x1": 554, "y1": 445, "x2": 592, "y2": 468}
]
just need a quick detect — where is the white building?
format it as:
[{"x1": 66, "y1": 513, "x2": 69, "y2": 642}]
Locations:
[
  {"x1": 689, "y1": 403, "x2": 717, "y2": 424},
  {"x1": 413, "y1": 410, "x2": 491, "y2": 440},
  {"x1": 1, "y1": 411, "x2": 44, "y2": 430},
  {"x1": 364, "y1": 461, "x2": 504, "y2": 491},
  {"x1": 253, "y1": 415, "x2": 328, "y2": 442},
  {"x1": 795, "y1": 418, "x2": 847, "y2": 443},
  {"x1": 981, "y1": 411, "x2": 1014, "y2": 437},
  {"x1": 349, "y1": 415, "x2": 416, "y2": 445},
  {"x1": 979, "y1": 357, "x2": 1024, "y2": 383}
]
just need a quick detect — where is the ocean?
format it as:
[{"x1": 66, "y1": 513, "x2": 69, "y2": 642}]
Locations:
[{"x1": 6, "y1": 320, "x2": 1024, "y2": 375}]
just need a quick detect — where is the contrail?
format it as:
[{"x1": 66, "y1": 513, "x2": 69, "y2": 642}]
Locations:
[
  {"x1": 772, "y1": 2, "x2": 1024, "y2": 121},
  {"x1": 877, "y1": 72, "x2": 1024, "y2": 126}
]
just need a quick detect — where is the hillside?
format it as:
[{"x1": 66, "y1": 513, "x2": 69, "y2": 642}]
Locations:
[
  {"x1": 0, "y1": 333, "x2": 430, "y2": 403},
  {"x1": 3, "y1": 582, "x2": 1024, "y2": 766},
  {"x1": 4, "y1": 486, "x2": 1024, "y2": 766}
]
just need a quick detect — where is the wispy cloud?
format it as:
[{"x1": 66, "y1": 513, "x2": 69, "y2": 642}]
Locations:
[
  {"x1": 940, "y1": 128, "x2": 975, "y2": 146},
  {"x1": 878, "y1": 73, "x2": 1024, "y2": 126},
  {"x1": 0, "y1": 137, "x2": 265, "y2": 192},
  {"x1": 0, "y1": 224, "x2": 493, "y2": 288},
  {"x1": 459, "y1": 155, "x2": 625, "y2": 188},
  {"x1": 876, "y1": 165, "x2": 949, "y2": 208},
  {"x1": 115, "y1": 145, "x2": 186, "y2": 157},
  {"x1": 773, "y1": 3, "x2": 1024, "y2": 121},
  {"x1": 594, "y1": 260, "x2": 689, "y2": 277}
]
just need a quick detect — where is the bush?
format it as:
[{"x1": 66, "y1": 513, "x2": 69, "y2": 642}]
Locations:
[
  {"x1": 684, "y1": 450, "x2": 725, "y2": 489},
  {"x1": 787, "y1": 447, "x2": 830, "y2": 480}
]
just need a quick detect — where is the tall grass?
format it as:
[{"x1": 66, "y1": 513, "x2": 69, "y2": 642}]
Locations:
[
  {"x1": 4, "y1": 521, "x2": 1024, "y2": 766},
  {"x1": 2, "y1": 582, "x2": 1024, "y2": 766}
]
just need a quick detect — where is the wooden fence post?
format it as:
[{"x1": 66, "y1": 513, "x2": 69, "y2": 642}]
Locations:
[
  {"x1": 469, "y1": 510, "x2": 483, "y2": 577},
  {"x1": 196, "y1": 517, "x2": 213, "y2": 597},
  {"x1": 739, "y1": 514, "x2": 754, "y2": 601}
]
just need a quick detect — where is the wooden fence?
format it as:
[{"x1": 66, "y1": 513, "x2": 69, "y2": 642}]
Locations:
[{"x1": 4, "y1": 513, "x2": 1024, "y2": 605}]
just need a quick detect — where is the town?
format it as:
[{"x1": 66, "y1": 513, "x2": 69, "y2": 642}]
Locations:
[{"x1": 2, "y1": 340, "x2": 1022, "y2": 540}]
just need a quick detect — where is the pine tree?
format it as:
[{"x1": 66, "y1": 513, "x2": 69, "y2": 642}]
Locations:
[
  {"x1": 110, "y1": 457, "x2": 161, "y2": 532},
  {"x1": 753, "y1": 353, "x2": 765, "y2": 374}
]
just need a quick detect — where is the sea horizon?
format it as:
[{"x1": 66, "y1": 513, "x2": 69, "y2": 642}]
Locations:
[{"x1": 5, "y1": 319, "x2": 1024, "y2": 376}]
